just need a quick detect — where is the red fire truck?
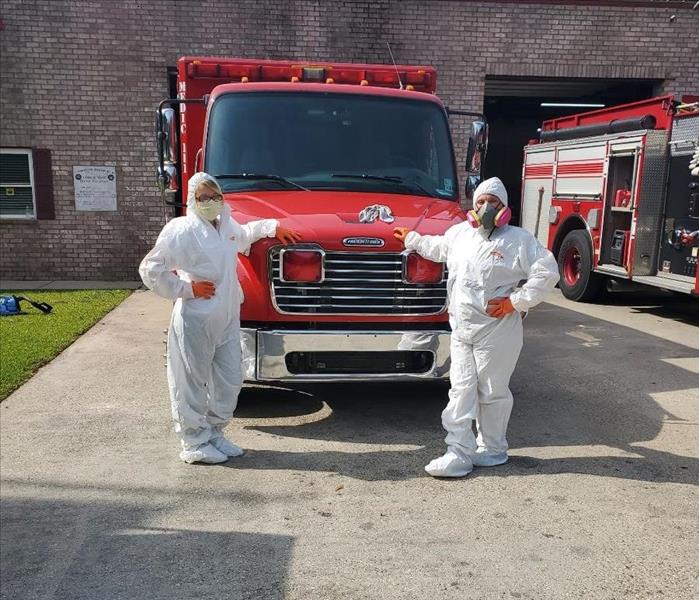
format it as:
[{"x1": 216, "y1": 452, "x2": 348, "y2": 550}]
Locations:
[
  {"x1": 520, "y1": 95, "x2": 699, "y2": 301},
  {"x1": 155, "y1": 57, "x2": 487, "y2": 382}
]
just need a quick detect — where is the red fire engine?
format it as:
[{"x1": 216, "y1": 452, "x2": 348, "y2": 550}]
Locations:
[
  {"x1": 155, "y1": 57, "x2": 487, "y2": 382},
  {"x1": 520, "y1": 95, "x2": 699, "y2": 301}
]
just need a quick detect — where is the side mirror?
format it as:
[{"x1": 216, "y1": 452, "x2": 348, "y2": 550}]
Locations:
[
  {"x1": 156, "y1": 106, "x2": 180, "y2": 199},
  {"x1": 157, "y1": 164, "x2": 179, "y2": 195},
  {"x1": 464, "y1": 120, "x2": 488, "y2": 203},
  {"x1": 465, "y1": 120, "x2": 488, "y2": 175},
  {"x1": 445, "y1": 109, "x2": 488, "y2": 205},
  {"x1": 464, "y1": 175, "x2": 481, "y2": 203},
  {"x1": 155, "y1": 97, "x2": 207, "y2": 211},
  {"x1": 160, "y1": 107, "x2": 178, "y2": 164}
]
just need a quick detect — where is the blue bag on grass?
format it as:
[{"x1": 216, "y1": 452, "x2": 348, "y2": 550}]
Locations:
[{"x1": 0, "y1": 295, "x2": 52, "y2": 316}]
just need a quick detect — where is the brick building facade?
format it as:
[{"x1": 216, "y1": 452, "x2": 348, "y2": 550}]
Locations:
[{"x1": 0, "y1": 0, "x2": 697, "y2": 281}]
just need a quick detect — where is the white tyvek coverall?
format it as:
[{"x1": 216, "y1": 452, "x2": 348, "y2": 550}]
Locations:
[
  {"x1": 405, "y1": 222, "x2": 559, "y2": 474},
  {"x1": 139, "y1": 173, "x2": 278, "y2": 463}
]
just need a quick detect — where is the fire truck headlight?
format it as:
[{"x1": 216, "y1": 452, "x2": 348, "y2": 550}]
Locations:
[
  {"x1": 280, "y1": 249, "x2": 324, "y2": 283},
  {"x1": 403, "y1": 253, "x2": 444, "y2": 284}
]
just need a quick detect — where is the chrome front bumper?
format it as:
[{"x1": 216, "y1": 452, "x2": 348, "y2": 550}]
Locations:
[{"x1": 241, "y1": 328, "x2": 451, "y2": 382}]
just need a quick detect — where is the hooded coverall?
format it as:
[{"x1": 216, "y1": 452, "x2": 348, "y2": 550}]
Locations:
[
  {"x1": 405, "y1": 179, "x2": 559, "y2": 477},
  {"x1": 139, "y1": 173, "x2": 278, "y2": 463}
]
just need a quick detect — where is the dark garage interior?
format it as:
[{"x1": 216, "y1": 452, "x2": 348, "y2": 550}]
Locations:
[{"x1": 481, "y1": 76, "x2": 661, "y2": 223}]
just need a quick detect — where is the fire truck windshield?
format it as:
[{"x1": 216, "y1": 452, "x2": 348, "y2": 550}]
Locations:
[{"x1": 205, "y1": 92, "x2": 457, "y2": 200}]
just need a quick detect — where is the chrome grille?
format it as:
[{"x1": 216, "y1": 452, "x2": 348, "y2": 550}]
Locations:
[{"x1": 270, "y1": 248, "x2": 448, "y2": 315}]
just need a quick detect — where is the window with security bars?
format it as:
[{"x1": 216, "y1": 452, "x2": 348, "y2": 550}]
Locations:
[
  {"x1": 1, "y1": 149, "x2": 35, "y2": 218},
  {"x1": 0, "y1": 148, "x2": 54, "y2": 220}
]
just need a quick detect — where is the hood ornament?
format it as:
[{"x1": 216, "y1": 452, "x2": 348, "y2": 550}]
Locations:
[{"x1": 359, "y1": 204, "x2": 394, "y2": 224}]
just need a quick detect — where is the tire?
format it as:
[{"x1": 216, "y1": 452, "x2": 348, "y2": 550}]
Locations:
[{"x1": 557, "y1": 230, "x2": 605, "y2": 302}]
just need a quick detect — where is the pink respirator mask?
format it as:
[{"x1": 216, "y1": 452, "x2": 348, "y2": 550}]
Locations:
[{"x1": 466, "y1": 204, "x2": 512, "y2": 229}]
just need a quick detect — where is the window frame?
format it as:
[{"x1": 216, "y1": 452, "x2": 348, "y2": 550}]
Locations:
[{"x1": 0, "y1": 148, "x2": 37, "y2": 220}]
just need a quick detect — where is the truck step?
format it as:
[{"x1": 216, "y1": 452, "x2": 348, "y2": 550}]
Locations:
[
  {"x1": 632, "y1": 275, "x2": 695, "y2": 294},
  {"x1": 596, "y1": 264, "x2": 630, "y2": 278}
]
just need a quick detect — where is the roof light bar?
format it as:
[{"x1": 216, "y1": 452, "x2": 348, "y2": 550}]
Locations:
[{"x1": 184, "y1": 59, "x2": 436, "y2": 91}]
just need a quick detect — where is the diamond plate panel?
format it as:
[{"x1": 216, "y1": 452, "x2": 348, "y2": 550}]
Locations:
[
  {"x1": 632, "y1": 129, "x2": 670, "y2": 276},
  {"x1": 670, "y1": 115, "x2": 699, "y2": 156}
]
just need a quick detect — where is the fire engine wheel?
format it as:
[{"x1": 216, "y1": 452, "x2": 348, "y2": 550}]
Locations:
[{"x1": 557, "y1": 230, "x2": 604, "y2": 302}]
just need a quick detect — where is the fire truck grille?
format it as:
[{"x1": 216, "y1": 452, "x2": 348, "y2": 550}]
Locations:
[{"x1": 270, "y1": 249, "x2": 448, "y2": 315}]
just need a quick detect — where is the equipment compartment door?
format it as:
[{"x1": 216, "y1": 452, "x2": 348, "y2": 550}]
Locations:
[
  {"x1": 658, "y1": 115, "x2": 699, "y2": 280},
  {"x1": 658, "y1": 150, "x2": 698, "y2": 278},
  {"x1": 599, "y1": 145, "x2": 639, "y2": 270}
]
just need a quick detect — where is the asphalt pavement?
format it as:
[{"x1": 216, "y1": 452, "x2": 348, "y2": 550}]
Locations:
[{"x1": 1, "y1": 289, "x2": 697, "y2": 600}]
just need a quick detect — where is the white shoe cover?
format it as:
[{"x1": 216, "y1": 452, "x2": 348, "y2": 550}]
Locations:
[
  {"x1": 210, "y1": 435, "x2": 245, "y2": 457},
  {"x1": 472, "y1": 451, "x2": 509, "y2": 468},
  {"x1": 179, "y1": 443, "x2": 228, "y2": 464},
  {"x1": 424, "y1": 449, "x2": 473, "y2": 478}
]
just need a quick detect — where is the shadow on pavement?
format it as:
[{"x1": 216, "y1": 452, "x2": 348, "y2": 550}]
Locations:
[
  {"x1": 596, "y1": 289, "x2": 699, "y2": 326},
  {"x1": 233, "y1": 301, "x2": 698, "y2": 485},
  {"x1": 0, "y1": 494, "x2": 293, "y2": 600}
]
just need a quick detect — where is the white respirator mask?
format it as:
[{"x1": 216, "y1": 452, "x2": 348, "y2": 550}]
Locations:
[{"x1": 195, "y1": 198, "x2": 224, "y2": 221}]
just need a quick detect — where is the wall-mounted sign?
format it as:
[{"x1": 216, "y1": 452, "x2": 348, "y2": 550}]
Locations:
[{"x1": 73, "y1": 166, "x2": 117, "y2": 211}]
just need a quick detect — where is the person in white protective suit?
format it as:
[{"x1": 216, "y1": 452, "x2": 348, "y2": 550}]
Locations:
[
  {"x1": 394, "y1": 177, "x2": 559, "y2": 478},
  {"x1": 140, "y1": 172, "x2": 301, "y2": 464}
]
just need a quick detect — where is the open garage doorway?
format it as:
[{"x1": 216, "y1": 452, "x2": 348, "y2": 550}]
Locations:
[{"x1": 482, "y1": 76, "x2": 661, "y2": 224}]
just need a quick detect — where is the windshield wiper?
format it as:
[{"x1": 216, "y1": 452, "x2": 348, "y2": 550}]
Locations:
[
  {"x1": 330, "y1": 173, "x2": 436, "y2": 198},
  {"x1": 214, "y1": 173, "x2": 308, "y2": 191}
]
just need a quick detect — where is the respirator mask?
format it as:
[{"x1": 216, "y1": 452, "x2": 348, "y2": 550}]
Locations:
[{"x1": 466, "y1": 201, "x2": 511, "y2": 231}]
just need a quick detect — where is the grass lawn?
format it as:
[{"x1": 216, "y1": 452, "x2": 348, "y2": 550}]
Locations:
[{"x1": 0, "y1": 289, "x2": 132, "y2": 400}]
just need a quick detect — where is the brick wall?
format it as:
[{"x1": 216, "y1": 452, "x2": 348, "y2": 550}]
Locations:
[{"x1": 0, "y1": 0, "x2": 697, "y2": 281}]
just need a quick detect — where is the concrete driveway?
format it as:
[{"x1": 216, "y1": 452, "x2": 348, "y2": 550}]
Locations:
[{"x1": 1, "y1": 289, "x2": 697, "y2": 600}]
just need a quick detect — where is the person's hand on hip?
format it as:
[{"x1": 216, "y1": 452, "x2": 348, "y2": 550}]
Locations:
[
  {"x1": 192, "y1": 281, "x2": 216, "y2": 299},
  {"x1": 487, "y1": 296, "x2": 515, "y2": 318}
]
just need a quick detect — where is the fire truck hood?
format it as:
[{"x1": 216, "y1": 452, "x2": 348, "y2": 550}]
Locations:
[{"x1": 225, "y1": 190, "x2": 465, "y2": 241}]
